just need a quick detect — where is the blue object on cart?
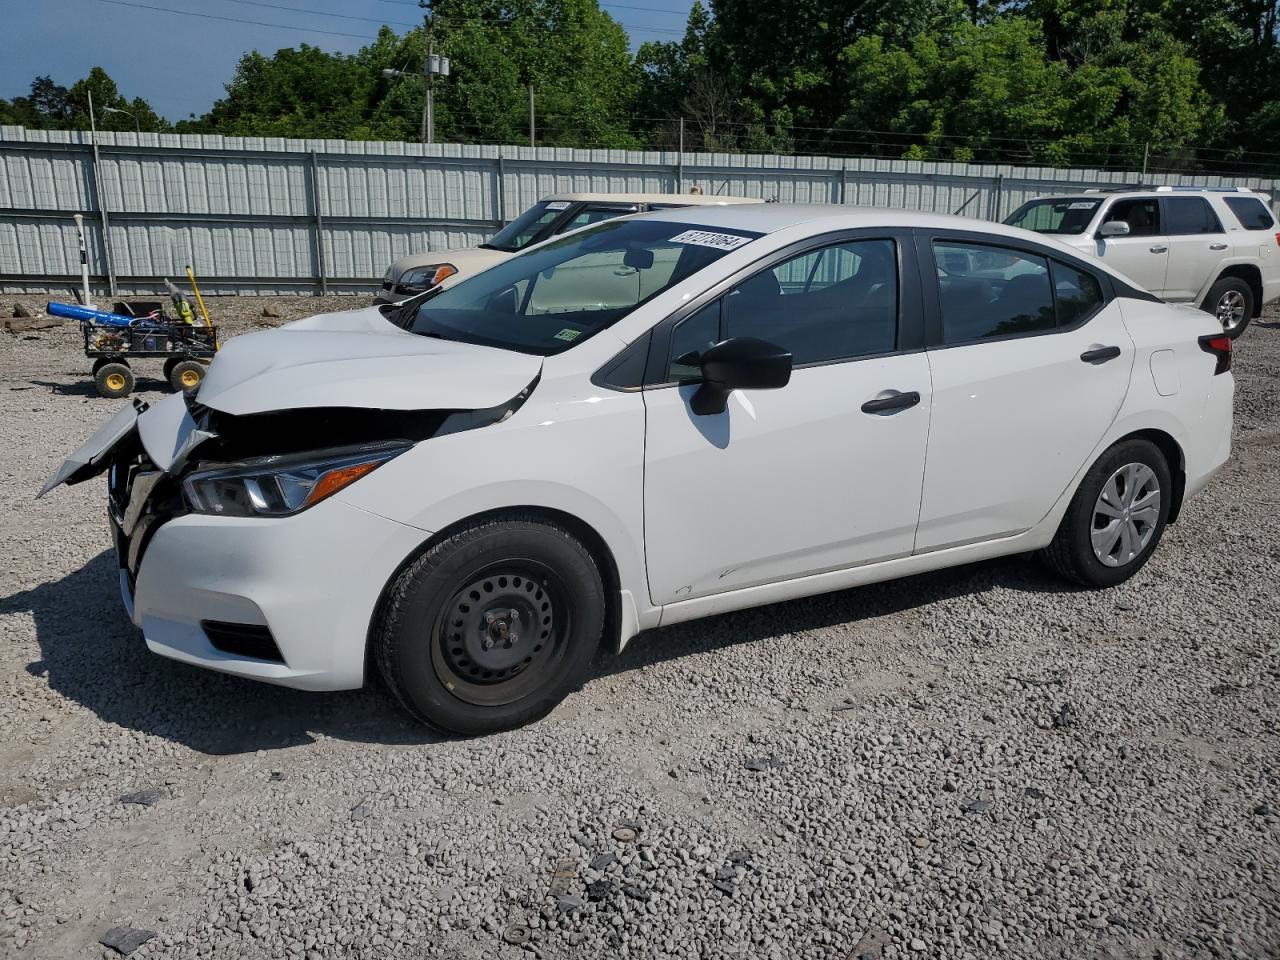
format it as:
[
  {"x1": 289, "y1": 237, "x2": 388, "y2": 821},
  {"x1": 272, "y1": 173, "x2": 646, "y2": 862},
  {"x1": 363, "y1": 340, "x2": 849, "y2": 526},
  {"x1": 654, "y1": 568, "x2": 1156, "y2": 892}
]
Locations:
[{"x1": 47, "y1": 301, "x2": 138, "y2": 326}]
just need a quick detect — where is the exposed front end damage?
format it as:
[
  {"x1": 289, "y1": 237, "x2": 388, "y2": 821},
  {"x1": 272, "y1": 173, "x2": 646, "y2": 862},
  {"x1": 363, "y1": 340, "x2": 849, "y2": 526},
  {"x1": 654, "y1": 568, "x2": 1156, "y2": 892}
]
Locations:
[{"x1": 37, "y1": 363, "x2": 541, "y2": 689}]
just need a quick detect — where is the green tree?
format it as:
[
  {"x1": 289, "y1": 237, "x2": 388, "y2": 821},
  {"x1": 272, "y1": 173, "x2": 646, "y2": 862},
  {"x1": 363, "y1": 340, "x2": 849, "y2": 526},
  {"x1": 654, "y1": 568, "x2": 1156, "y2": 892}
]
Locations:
[
  {"x1": 433, "y1": 0, "x2": 640, "y2": 146},
  {"x1": 1, "y1": 70, "x2": 166, "y2": 132},
  {"x1": 189, "y1": 30, "x2": 413, "y2": 140}
]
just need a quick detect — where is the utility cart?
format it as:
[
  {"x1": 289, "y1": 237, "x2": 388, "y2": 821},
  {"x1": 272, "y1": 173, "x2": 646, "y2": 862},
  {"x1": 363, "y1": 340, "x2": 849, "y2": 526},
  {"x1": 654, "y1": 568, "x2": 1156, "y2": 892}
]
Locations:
[
  {"x1": 49, "y1": 269, "x2": 220, "y2": 399},
  {"x1": 80, "y1": 316, "x2": 219, "y2": 398}
]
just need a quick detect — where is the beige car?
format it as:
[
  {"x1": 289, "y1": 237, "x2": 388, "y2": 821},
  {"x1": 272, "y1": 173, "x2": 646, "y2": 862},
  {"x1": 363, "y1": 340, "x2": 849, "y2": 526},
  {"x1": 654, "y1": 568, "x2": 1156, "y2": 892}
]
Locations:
[{"x1": 377, "y1": 192, "x2": 764, "y2": 302}]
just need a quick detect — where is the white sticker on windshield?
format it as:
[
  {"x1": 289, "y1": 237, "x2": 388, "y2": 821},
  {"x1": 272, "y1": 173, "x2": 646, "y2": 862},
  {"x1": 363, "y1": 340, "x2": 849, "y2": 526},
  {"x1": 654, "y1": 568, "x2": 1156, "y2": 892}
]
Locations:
[
  {"x1": 546, "y1": 201, "x2": 571, "y2": 210},
  {"x1": 1069, "y1": 202, "x2": 1096, "y2": 210},
  {"x1": 670, "y1": 229, "x2": 753, "y2": 251}
]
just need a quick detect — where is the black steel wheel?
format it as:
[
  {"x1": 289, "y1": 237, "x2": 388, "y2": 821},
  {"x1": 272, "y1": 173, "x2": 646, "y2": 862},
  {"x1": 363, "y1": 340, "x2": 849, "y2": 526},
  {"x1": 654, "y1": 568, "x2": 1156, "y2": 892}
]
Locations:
[{"x1": 375, "y1": 515, "x2": 605, "y2": 734}]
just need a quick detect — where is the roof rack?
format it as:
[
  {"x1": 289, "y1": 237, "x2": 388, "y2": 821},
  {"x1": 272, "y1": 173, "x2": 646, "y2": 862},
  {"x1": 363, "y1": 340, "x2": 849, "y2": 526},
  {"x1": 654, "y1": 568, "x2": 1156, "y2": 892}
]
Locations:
[
  {"x1": 1153, "y1": 185, "x2": 1254, "y2": 193},
  {"x1": 1084, "y1": 185, "x2": 1254, "y2": 194}
]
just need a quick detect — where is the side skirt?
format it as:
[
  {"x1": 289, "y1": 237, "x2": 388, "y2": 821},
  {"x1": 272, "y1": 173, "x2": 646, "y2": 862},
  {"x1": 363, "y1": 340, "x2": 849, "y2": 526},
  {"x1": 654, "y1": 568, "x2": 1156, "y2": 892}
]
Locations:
[{"x1": 655, "y1": 527, "x2": 1051, "y2": 628}]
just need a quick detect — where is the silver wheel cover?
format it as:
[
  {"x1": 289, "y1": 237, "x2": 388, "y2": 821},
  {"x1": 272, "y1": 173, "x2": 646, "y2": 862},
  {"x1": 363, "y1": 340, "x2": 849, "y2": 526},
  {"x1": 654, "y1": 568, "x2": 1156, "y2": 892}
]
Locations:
[{"x1": 1091, "y1": 462, "x2": 1161, "y2": 568}]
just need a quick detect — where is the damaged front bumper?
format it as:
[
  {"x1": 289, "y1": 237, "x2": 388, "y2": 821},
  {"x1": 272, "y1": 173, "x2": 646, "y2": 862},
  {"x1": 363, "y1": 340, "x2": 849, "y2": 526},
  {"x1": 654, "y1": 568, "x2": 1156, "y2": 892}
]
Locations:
[{"x1": 39, "y1": 393, "x2": 432, "y2": 691}]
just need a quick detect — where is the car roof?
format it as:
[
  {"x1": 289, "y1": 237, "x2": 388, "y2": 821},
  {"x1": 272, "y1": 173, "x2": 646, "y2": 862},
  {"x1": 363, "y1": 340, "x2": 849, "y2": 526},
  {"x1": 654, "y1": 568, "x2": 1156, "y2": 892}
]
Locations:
[
  {"x1": 634, "y1": 203, "x2": 1111, "y2": 261},
  {"x1": 542, "y1": 192, "x2": 764, "y2": 205},
  {"x1": 1019, "y1": 187, "x2": 1269, "y2": 201}
]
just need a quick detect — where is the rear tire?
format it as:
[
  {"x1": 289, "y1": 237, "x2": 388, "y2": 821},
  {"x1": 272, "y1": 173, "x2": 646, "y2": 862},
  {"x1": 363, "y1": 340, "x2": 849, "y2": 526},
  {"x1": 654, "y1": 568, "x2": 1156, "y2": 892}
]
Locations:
[
  {"x1": 1202, "y1": 277, "x2": 1253, "y2": 339},
  {"x1": 1040, "y1": 438, "x2": 1171, "y2": 588},
  {"x1": 94, "y1": 361, "x2": 134, "y2": 399},
  {"x1": 375, "y1": 516, "x2": 605, "y2": 735}
]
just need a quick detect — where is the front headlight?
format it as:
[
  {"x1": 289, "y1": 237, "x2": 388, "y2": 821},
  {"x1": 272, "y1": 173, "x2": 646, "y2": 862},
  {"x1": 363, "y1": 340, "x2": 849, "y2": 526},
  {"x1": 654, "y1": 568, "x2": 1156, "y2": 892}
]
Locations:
[
  {"x1": 399, "y1": 263, "x2": 457, "y2": 291},
  {"x1": 182, "y1": 443, "x2": 408, "y2": 518}
]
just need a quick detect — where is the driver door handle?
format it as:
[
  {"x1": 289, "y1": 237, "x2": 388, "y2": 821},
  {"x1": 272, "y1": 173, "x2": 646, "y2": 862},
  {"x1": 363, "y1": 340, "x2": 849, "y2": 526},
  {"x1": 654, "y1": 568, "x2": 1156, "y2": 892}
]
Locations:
[
  {"x1": 861, "y1": 390, "x2": 920, "y2": 414},
  {"x1": 1149, "y1": 245, "x2": 1168, "y2": 253},
  {"x1": 1080, "y1": 345, "x2": 1122, "y2": 364},
  {"x1": 1209, "y1": 242, "x2": 1229, "y2": 251}
]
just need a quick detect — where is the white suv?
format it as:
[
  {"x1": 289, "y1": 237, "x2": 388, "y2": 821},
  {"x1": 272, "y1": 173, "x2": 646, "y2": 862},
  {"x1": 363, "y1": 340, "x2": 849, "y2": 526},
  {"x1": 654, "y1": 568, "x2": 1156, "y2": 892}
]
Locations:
[{"x1": 1005, "y1": 186, "x2": 1280, "y2": 337}]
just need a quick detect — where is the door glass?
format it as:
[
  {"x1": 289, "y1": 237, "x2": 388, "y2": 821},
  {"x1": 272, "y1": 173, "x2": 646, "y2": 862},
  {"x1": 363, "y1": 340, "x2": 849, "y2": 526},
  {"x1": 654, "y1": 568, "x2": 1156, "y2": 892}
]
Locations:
[
  {"x1": 667, "y1": 301, "x2": 720, "y2": 380},
  {"x1": 1165, "y1": 197, "x2": 1223, "y2": 235},
  {"x1": 1050, "y1": 261, "x2": 1103, "y2": 326},
  {"x1": 934, "y1": 242, "x2": 1054, "y2": 342},
  {"x1": 723, "y1": 239, "x2": 897, "y2": 364},
  {"x1": 484, "y1": 202, "x2": 565, "y2": 251},
  {"x1": 1102, "y1": 198, "x2": 1161, "y2": 236},
  {"x1": 554, "y1": 205, "x2": 637, "y2": 234}
]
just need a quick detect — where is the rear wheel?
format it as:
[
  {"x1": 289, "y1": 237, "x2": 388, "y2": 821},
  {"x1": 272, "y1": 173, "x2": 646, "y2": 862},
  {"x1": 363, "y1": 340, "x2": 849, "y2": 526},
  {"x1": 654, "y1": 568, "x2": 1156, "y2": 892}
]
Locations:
[
  {"x1": 168, "y1": 359, "x2": 206, "y2": 393},
  {"x1": 1040, "y1": 438, "x2": 1171, "y2": 588},
  {"x1": 1203, "y1": 277, "x2": 1253, "y2": 339},
  {"x1": 94, "y1": 361, "x2": 134, "y2": 399},
  {"x1": 375, "y1": 516, "x2": 605, "y2": 735}
]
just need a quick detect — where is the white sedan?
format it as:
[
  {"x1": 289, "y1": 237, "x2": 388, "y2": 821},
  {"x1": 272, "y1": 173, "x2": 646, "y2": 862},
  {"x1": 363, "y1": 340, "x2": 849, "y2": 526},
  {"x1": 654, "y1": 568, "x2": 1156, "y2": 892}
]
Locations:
[{"x1": 41, "y1": 206, "x2": 1234, "y2": 734}]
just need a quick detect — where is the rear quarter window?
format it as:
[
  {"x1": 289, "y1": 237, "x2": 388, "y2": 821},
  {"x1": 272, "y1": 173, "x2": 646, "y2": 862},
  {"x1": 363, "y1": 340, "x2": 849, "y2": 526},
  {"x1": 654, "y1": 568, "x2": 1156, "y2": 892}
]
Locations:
[{"x1": 1224, "y1": 196, "x2": 1276, "y2": 230}]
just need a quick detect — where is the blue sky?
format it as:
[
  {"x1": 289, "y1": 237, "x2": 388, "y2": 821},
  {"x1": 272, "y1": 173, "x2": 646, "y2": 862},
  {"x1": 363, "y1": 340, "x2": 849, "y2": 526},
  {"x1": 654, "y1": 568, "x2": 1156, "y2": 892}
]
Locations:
[{"x1": 3, "y1": 0, "x2": 695, "y2": 121}]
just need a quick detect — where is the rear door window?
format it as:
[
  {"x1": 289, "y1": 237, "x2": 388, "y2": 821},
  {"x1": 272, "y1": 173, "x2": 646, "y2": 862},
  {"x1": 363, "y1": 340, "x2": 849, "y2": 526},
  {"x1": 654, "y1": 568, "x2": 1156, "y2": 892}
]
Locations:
[
  {"x1": 1224, "y1": 196, "x2": 1276, "y2": 230},
  {"x1": 1164, "y1": 196, "x2": 1223, "y2": 235},
  {"x1": 1050, "y1": 261, "x2": 1104, "y2": 326},
  {"x1": 934, "y1": 242, "x2": 1054, "y2": 342}
]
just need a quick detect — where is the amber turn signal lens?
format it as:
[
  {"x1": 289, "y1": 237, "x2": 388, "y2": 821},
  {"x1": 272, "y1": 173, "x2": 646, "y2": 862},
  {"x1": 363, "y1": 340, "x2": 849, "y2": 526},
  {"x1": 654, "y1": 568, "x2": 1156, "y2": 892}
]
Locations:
[{"x1": 302, "y1": 460, "x2": 383, "y2": 509}]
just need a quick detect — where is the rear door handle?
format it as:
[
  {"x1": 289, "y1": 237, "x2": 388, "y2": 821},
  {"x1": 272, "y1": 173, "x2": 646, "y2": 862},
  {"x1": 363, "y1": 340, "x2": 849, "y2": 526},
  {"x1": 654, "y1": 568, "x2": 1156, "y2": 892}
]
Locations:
[
  {"x1": 1209, "y1": 242, "x2": 1229, "y2": 251},
  {"x1": 1080, "y1": 345, "x2": 1122, "y2": 364},
  {"x1": 1149, "y1": 245, "x2": 1168, "y2": 254},
  {"x1": 861, "y1": 390, "x2": 921, "y2": 414}
]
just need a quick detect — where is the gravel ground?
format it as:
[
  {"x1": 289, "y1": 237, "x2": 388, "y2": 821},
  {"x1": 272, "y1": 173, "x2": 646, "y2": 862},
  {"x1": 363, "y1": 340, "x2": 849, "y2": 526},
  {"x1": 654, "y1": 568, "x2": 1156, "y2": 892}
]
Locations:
[{"x1": 1, "y1": 294, "x2": 1278, "y2": 960}]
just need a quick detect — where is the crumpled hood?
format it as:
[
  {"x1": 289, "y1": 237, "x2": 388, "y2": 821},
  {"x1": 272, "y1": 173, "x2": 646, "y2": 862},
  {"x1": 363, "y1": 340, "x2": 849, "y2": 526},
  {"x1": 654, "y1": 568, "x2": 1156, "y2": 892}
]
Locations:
[{"x1": 196, "y1": 305, "x2": 542, "y2": 416}]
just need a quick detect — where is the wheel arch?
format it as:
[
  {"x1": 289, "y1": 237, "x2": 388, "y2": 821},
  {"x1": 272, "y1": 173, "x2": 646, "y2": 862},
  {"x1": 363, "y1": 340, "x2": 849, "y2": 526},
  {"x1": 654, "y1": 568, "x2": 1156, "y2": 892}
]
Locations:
[
  {"x1": 1211, "y1": 264, "x2": 1263, "y2": 318},
  {"x1": 364, "y1": 505, "x2": 626, "y2": 685},
  {"x1": 1117, "y1": 428, "x2": 1187, "y2": 523}
]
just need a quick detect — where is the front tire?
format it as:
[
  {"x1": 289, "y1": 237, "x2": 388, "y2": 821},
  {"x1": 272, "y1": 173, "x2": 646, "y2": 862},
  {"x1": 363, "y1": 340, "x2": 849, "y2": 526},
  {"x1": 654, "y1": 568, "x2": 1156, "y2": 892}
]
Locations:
[
  {"x1": 1203, "y1": 277, "x2": 1253, "y2": 339},
  {"x1": 375, "y1": 516, "x2": 605, "y2": 735},
  {"x1": 1040, "y1": 438, "x2": 1172, "y2": 588}
]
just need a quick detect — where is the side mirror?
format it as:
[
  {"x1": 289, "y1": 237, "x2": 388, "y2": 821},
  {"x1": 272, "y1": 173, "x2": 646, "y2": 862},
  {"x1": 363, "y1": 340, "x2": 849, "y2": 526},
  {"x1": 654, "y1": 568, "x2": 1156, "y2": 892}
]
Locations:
[
  {"x1": 690, "y1": 337, "x2": 792, "y2": 416},
  {"x1": 1098, "y1": 220, "x2": 1130, "y2": 238},
  {"x1": 623, "y1": 247, "x2": 654, "y2": 270}
]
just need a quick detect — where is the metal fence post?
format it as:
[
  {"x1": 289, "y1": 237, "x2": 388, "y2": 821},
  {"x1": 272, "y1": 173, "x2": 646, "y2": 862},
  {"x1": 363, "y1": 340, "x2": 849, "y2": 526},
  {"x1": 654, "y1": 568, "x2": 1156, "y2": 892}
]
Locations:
[
  {"x1": 86, "y1": 132, "x2": 118, "y2": 296},
  {"x1": 308, "y1": 151, "x2": 328, "y2": 295},
  {"x1": 677, "y1": 118, "x2": 685, "y2": 193},
  {"x1": 988, "y1": 173, "x2": 1004, "y2": 220},
  {"x1": 496, "y1": 154, "x2": 507, "y2": 223},
  {"x1": 840, "y1": 165, "x2": 849, "y2": 205}
]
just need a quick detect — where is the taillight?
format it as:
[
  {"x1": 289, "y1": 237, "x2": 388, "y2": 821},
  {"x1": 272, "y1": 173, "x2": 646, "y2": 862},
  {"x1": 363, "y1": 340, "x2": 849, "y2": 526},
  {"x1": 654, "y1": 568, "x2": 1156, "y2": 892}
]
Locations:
[{"x1": 1198, "y1": 334, "x2": 1232, "y2": 375}]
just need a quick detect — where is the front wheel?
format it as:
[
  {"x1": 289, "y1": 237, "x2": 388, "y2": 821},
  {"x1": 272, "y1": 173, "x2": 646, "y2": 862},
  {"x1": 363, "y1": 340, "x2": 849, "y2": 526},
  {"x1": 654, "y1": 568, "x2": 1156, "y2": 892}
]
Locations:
[
  {"x1": 1203, "y1": 277, "x2": 1253, "y2": 339},
  {"x1": 1040, "y1": 438, "x2": 1172, "y2": 588},
  {"x1": 375, "y1": 516, "x2": 605, "y2": 735}
]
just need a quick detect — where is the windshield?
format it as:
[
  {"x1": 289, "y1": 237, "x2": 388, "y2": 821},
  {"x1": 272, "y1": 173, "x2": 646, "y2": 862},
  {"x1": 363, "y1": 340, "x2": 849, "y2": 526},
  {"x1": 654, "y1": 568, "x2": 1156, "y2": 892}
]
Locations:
[
  {"x1": 410, "y1": 218, "x2": 761, "y2": 356},
  {"x1": 1004, "y1": 198, "x2": 1101, "y2": 235},
  {"x1": 482, "y1": 201, "x2": 567, "y2": 252}
]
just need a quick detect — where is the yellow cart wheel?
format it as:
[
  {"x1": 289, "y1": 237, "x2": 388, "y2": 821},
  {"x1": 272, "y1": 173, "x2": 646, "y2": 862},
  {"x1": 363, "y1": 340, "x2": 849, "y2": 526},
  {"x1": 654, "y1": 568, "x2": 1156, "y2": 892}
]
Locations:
[
  {"x1": 169, "y1": 359, "x2": 207, "y2": 393},
  {"x1": 94, "y1": 362, "x2": 135, "y2": 400}
]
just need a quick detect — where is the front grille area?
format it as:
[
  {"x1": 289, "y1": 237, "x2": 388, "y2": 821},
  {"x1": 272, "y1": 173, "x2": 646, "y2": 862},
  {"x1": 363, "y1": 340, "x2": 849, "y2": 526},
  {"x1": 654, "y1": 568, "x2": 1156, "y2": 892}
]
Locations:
[
  {"x1": 108, "y1": 451, "x2": 188, "y2": 581},
  {"x1": 201, "y1": 621, "x2": 285, "y2": 663}
]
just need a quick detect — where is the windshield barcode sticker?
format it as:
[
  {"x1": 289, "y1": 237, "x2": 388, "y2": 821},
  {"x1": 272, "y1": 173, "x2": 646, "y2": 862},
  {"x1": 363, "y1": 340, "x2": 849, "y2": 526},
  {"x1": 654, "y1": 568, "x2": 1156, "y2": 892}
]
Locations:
[
  {"x1": 670, "y1": 230, "x2": 753, "y2": 251},
  {"x1": 1069, "y1": 202, "x2": 1096, "y2": 209},
  {"x1": 546, "y1": 201, "x2": 571, "y2": 210}
]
